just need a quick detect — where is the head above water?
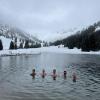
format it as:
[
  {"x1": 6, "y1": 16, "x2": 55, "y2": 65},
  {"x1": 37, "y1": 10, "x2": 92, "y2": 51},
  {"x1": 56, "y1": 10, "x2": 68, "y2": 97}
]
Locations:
[
  {"x1": 53, "y1": 69, "x2": 56, "y2": 74},
  {"x1": 73, "y1": 72, "x2": 76, "y2": 76},
  {"x1": 64, "y1": 71, "x2": 67, "y2": 75},
  {"x1": 32, "y1": 69, "x2": 35, "y2": 72},
  {"x1": 42, "y1": 69, "x2": 45, "y2": 73}
]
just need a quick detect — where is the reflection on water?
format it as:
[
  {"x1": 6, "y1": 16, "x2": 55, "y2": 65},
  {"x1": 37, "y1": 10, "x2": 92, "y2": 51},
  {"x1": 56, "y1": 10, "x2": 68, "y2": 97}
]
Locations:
[{"x1": 0, "y1": 53, "x2": 100, "y2": 100}]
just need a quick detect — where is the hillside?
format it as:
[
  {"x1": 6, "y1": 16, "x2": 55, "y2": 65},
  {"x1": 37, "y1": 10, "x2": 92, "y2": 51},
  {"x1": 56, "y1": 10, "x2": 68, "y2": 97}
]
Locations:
[
  {"x1": 0, "y1": 24, "x2": 41, "y2": 43},
  {"x1": 52, "y1": 21, "x2": 100, "y2": 52}
]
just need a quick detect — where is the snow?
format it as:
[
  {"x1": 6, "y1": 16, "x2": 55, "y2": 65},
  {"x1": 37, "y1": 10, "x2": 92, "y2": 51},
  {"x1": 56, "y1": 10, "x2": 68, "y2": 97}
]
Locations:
[
  {"x1": 39, "y1": 46, "x2": 100, "y2": 55},
  {"x1": 0, "y1": 35, "x2": 100, "y2": 57},
  {"x1": 38, "y1": 28, "x2": 80, "y2": 42},
  {"x1": 95, "y1": 27, "x2": 100, "y2": 32},
  {"x1": 0, "y1": 49, "x2": 41, "y2": 56},
  {"x1": 0, "y1": 36, "x2": 11, "y2": 49},
  {"x1": 0, "y1": 36, "x2": 24, "y2": 50},
  {"x1": 0, "y1": 46, "x2": 100, "y2": 56}
]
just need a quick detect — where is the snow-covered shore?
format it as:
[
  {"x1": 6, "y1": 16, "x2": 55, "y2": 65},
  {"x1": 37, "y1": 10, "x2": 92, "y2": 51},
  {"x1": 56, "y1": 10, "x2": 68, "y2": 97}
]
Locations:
[
  {"x1": 40, "y1": 46, "x2": 100, "y2": 55},
  {"x1": 0, "y1": 46, "x2": 100, "y2": 57},
  {"x1": 0, "y1": 48, "x2": 41, "y2": 56}
]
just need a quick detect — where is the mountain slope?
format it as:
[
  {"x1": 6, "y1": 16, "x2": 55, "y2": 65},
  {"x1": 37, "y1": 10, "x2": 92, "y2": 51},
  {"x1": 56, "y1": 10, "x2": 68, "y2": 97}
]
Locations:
[
  {"x1": 52, "y1": 21, "x2": 100, "y2": 51},
  {"x1": 0, "y1": 24, "x2": 41, "y2": 43}
]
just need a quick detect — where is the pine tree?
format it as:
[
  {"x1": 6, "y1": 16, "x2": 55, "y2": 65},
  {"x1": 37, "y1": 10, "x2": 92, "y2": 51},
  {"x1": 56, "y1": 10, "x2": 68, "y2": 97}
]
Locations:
[
  {"x1": 14, "y1": 43, "x2": 17, "y2": 49},
  {"x1": 0, "y1": 39, "x2": 3, "y2": 50},
  {"x1": 30, "y1": 43, "x2": 34, "y2": 48},
  {"x1": 15, "y1": 37, "x2": 17, "y2": 43},
  {"x1": 19, "y1": 42, "x2": 23, "y2": 49},
  {"x1": 24, "y1": 40, "x2": 29, "y2": 48},
  {"x1": 9, "y1": 41, "x2": 14, "y2": 49}
]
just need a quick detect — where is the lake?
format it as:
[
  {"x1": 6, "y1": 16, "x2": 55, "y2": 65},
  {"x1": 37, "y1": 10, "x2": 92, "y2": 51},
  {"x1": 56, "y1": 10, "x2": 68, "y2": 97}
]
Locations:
[{"x1": 0, "y1": 52, "x2": 100, "y2": 100}]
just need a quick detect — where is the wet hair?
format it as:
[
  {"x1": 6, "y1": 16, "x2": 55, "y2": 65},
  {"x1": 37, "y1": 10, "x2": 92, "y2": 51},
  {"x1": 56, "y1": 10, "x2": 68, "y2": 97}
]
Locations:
[
  {"x1": 32, "y1": 69, "x2": 35, "y2": 72},
  {"x1": 31, "y1": 69, "x2": 36, "y2": 78},
  {"x1": 42, "y1": 69, "x2": 45, "y2": 73},
  {"x1": 53, "y1": 69, "x2": 56, "y2": 73},
  {"x1": 73, "y1": 73, "x2": 76, "y2": 82},
  {"x1": 64, "y1": 71, "x2": 67, "y2": 74}
]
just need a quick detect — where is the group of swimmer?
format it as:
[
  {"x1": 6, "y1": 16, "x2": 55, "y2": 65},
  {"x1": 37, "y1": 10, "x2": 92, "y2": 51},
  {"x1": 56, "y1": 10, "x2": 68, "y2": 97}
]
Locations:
[{"x1": 30, "y1": 69, "x2": 77, "y2": 82}]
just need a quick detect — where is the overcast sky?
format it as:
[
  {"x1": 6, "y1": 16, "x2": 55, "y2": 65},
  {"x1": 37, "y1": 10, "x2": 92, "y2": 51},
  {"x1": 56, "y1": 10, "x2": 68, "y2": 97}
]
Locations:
[{"x1": 0, "y1": 0, "x2": 100, "y2": 40}]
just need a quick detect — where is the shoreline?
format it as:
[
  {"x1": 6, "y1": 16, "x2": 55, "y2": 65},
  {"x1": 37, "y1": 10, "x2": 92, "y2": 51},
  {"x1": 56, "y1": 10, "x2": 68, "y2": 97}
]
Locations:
[
  {"x1": 0, "y1": 53, "x2": 39, "y2": 57},
  {"x1": 0, "y1": 46, "x2": 100, "y2": 57}
]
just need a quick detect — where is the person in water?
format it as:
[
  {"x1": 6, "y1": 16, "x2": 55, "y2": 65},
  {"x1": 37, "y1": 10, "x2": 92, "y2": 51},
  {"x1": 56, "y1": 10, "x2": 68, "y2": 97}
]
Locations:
[
  {"x1": 52, "y1": 69, "x2": 57, "y2": 80},
  {"x1": 30, "y1": 69, "x2": 36, "y2": 78},
  {"x1": 63, "y1": 70, "x2": 67, "y2": 79},
  {"x1": 41, "y1": 69, "x2": 47, "y2": 78},
  {"x1": 72, "y1": 73, "x2": 77, "y2": 82}
]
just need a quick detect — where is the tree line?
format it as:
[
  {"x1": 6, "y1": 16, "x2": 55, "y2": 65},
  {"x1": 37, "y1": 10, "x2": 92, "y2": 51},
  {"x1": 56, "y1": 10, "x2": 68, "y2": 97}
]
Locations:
[
  {"x1": 0, "y1": 38, "x2": 41, "y2": 50},
  {"x1": 52, "y1": 21, "x2": 100, "y2": 52}
]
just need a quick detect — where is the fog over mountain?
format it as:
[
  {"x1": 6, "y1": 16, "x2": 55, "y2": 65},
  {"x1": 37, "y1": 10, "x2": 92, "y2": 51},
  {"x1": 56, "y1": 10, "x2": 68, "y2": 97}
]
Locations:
[{"x1": 0, "y1": 0, "x2": 100, "y2": 41}]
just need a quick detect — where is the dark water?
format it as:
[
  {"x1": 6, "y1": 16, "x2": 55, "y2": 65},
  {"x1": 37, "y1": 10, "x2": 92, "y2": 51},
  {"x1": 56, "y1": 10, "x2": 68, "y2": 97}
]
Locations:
[{"x1": 0, "y1": 53, "x2": 100, "y2": 100}]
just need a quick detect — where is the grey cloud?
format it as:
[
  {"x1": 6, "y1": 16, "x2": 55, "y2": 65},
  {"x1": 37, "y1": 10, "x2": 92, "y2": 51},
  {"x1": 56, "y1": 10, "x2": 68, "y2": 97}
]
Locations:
[{"x1": 0, "y1": 0, "x2": 100, "y2": 40}]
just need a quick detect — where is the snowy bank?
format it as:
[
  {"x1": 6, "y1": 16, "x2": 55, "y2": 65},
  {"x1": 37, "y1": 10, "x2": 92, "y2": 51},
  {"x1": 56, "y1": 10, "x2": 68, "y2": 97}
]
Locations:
[
  {"x1": 0, "y1": 46, "x2": 100, "y2": 56},
  {"x1": 0, "y1": 49, "x2": 41, "y2": 56},
  {"x1": 40, "y1": 46, "x2": 100, "y2": 55}
]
